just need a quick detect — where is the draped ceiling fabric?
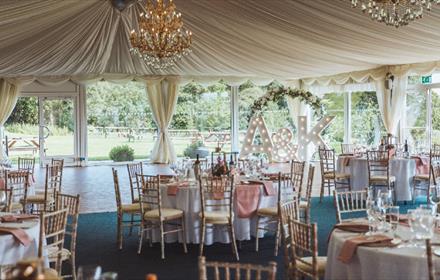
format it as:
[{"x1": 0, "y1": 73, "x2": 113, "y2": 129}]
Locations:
[{"x1": 0, "y1": 79, "x2": 20, "y2": 166}]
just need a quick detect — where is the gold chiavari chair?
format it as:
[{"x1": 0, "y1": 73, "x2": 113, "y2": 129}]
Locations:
[
  {"x1": 51, "y1": 158, "x2": 64, "y2": 188},
  {"x1": 255, "y1": 172, "x2": 296, "y2": 256},
  {"x1": 299, "y1": 165, "x2": 315, "y2": 223},
  {"x1": 334, "y1": 189, "x2": 368, "y2": 223},
  {"x1": 137, "y1": 174, "x2": 187, "y2": 259},
  {"x1": 280, "y1": 200, "x2": 300, "y2": 280},
  {"x1": 198, "y1": 256, "x2": 277, "y2": 280},
  {"x1": 5, "y1": 170, "x2": 30, "y2": 213},
  {"x1": 366, "y1": 150, "x2": 396, "y2": 203},
  {"x1": 288, "y1": 218, "x2": 326, "y2": 280},
  {"x1": 340, "y1": 144, "x2": 357, "y2": 155},
  {"x1": 24, "y1": 164, "x2": 62, "y2": 213},
  {"x1": 127, "y1": 162, "x2": 143, "y2": 235},
  {"x1": 199, "y1": 175, "x2": 238, "y2": 260},
  {"x1": 413, "y1": 149, "x2": 440, "y2": 203},
  {"x1": 318, "y1": 147, "x2": 351, "y2": 202},
  {"x1": 54, "y1": 192, "x2": 80, "y2": 280},
  {"x1": 38, "y1": 208, "x2": 69, "y2": 277},
  {"x1": 18, "y1": 157, "x2": 35, "y2": 181},
  {"x1": 112, "y1": 168, "x2": 141, "y2": 250},
  {"x1": 426, "y1": 239, "x2": 440, "y2": 280},
  {"x1": 290, "y1": 161, "x2": 305, "y2": 194}
]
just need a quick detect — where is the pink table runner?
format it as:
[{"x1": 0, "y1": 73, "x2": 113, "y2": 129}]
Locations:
[
  {"x1": 247, "y1": 180, "x2": 275, "y2": 196},
  {"x1": 167, "y1": 181, "x2": 190, "y2": 196},
  {"x1": 235, "y1": 184, "x2": 261, "y2": 218},
  {"x1": 412, "y1": 156, "x2": 429, "y2": 175}
]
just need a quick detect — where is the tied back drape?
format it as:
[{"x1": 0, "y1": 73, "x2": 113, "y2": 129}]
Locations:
[
  {"x1": 0, "y1": 78, "x2": 20, "y2": 165},
  {"x1": 146, "y1": 77, "x2": 179, "y2": 163},
  {"x1": 375, "y1": 76, "x2": 407, "y2": 135}
]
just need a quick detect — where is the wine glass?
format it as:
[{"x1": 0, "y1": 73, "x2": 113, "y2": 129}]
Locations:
[
  {"x1": 77, "y1": 265, "x2": 102, "y2": 280},
  {"x1": 388, "y1": 206, "x2": 400, "y2": 235},
  {"x1": 0, "y1": 190, "x2": 6, "y2": 211}
]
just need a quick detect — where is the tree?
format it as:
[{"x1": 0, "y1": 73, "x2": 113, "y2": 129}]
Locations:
[{"x1": 6, "y1": 97, "x2": 38, "y2": 125}]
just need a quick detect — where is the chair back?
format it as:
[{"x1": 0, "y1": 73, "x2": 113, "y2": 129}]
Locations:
[
  {"x1": 278, "y1": 172, "x2": 296, "y2": 205},
  {"x1": 51, "y1": 158, "x2": 64, "y2": 187},
  {"x1": 303, "y1": 165, "x2": 315, "y2": 207},
  {"x1": 137, "y1": 174, "x2": 162, "y2": 218},
  {"x1": 290, "y1": 161, "x2": 305, "y2": 195},
  {"x1": 366, "y1": 150, "x2": 391, "y2": 182},
  {"x1": 426, "y1": 239, "x2": 440, "y2": 280},
  {"x1": 199, "y1": 176, "x2": 233, "y2": 217},
  {"x1": 288, "y1": 218, "x2": 319, "y2": 280},
  {"x1": 334, "y1": 189, "x2": 368, "y2": 223},
  {"x1": 318, "y1": 147, "x2": 336, "y2": 177},
  {"x1": 5, "y1": 170, "x2": 30, "y2": 212},
  {"x1": 198, "y1": 256, "x2": 277, "y2": 280},
  {"x1": 44, "y1": 164, "x2": 63, "y2": 208},
  {"x1": 18, "y1": 157, "x2": 35, "y2": 173},
  {"x1": 340, "y1": 144, "x2": 356, "y2": 155},
  {"x1": 55, "y1": 192, "x2": 80, "y2": 255},
  {"x1": 127, "y1": 162, "x2": 143, "y2": 203},
  {"x1": 38, "y1": 208, "x2": 68, "y2": 274}
]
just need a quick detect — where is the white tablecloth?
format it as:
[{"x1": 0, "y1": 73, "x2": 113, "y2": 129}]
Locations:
[
  {"x1": 337, "y1": 157, "x2": 416, "y2": 201},
  {"x1": 325, "y1": 220, "x2": 440, "y2": 280},
  {"x1": 149, "y1": 182, "x2": 278, "y2": 245},
  {"x1": 0, "y1": 215, "x2": 41, "y2": 266}
]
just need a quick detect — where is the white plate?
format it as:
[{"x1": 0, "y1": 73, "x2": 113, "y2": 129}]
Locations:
[{"x1": 0, "y1": 220, "x2": 38, "y2": 229}]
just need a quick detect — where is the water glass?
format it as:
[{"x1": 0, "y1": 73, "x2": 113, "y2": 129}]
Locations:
[
  {"x1": 419, "y1": 204, "x2": 437, "y2": 217},
  {"x1": 388, "y1": 206, "x2": 400, "y2": 233},
  {"x1": 77, "y1": 265, "x2": 102, "y2": 280}
]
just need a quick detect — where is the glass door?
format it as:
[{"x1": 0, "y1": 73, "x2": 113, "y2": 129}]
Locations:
[{"x1": 39, "y1": 96, "x2": 77, "y2": 165}]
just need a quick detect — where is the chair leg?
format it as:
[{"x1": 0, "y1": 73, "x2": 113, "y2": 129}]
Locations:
[
  {"x1": 117, "y1": 214, "x2": 123, "y2": 250},
  {"x1": 159, "y1": 221, "x2": 165, "y2": 259},
  {"x1": 71, "y1": 253, "x2": 77, "y2": 280},
  {"x1": 255, "y1": 216, "x2": 260, "y2": 252},
  {"x1": 320, "y1": 181, "x2": 325, "y2": 203},
  {"x1": 181, "y1": 215, "x2": 188, "y2": 254},
  {"x1": 229, "y1": 223, "x2": 239, "y2": 261},
  {"x1": 274, "y1": 219, "x2": 281, "y2": 256},
  {"x1": 199, "y1": 220, "x2": 206, "y2": 256},
  {"x1": 137, "y1": 223, "x2": 144, "y2": 254},
  {"x1": 129, "y1": 214, "x2": 134, "y2": 236}
]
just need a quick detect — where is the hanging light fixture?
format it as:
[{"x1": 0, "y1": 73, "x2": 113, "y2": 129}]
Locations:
[
  {"x1": 350, "y1": 0, "x2": 440, "y2": 27},
  {"x1": 130, "y1": 0, "x2": 192, "y2": 69}
]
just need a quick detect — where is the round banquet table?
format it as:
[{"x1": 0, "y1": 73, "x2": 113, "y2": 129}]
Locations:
[
  {"x1": 147, "y1": 181, "x2": 278, "y2": 245},
  {"x1": 0, "y1": 213, "x2": 41, "y2": 266},
  {"x1": 325, "y1": 219, "x2": 439, "y2": 280},
  {"x1": 337, "y1": 156, "x2": 416, "y2": 201}
]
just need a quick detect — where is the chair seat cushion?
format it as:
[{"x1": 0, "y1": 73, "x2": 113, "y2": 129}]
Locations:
[
  {"x1": 21, "y1": 195, "x2": 54, "y2": 204},
  {"x1": 199, "y1": 211, "x2": 231, "y2": 224},
  {"x1": 257, "y1": 207, "x2": 278, "y2": 217},
  {"x1": 9, "y1": 202, "x2": 23, "y2": 211},
  {"x1": 414, "y1": 174, "x2": 429, "y2": 181},
  {"x1": 299, "y1": 200, "x2": 308, "y2": 208},
  {"x1": 292, "y1": 256, "x2": 327, "y2": 276},
  {"x1": 48, "y1": 247, "x2": 71, "y2": 262},
  {"x1": 370, "y1": 175, "x2": 396, "y2": 183},
  {"x1": 121, "y1": 203, "x2": 141, "y2": 213},
  {"x1": 144, "y1": 208, "x2": 183, "y2": 221},
  {"x1": 323, "y1": 172, "x2": 350, "y2": 180}
]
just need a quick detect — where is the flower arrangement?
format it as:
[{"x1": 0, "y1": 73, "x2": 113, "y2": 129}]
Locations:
[{"x1": 247, "y1": 86, "x2": 323, "y2": 122}]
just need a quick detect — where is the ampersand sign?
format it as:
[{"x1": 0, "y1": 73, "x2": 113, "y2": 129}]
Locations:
[{"x1": 271, "y1": 128, "x2": 298, "y2": 162}]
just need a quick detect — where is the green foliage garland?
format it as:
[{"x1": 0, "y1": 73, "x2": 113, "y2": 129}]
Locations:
[{"x1": 247, "y1": 86, "x2": 323, "y2": 122}]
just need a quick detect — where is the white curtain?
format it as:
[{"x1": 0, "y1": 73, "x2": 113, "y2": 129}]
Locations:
[
  {"x1": 375, "y1": 76, "x2": 407, "y2": 135},
  {"x1": 146, "y1": 77, "x2": 180, "y2": 163},
  {"x1": 0, "y1": 79, "x2": 20, "y2": 165}
]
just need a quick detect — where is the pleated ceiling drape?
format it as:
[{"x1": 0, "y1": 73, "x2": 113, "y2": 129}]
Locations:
[{"x1": 0, "y1": 79, "x2": 20, "y2": 165}]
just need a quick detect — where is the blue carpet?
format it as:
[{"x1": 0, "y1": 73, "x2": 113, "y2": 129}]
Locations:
[{"x1": 75, "y1": 197, "x2": 424, "y2": 280}]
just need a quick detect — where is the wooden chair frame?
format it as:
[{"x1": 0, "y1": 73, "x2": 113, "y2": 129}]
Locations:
[
  {"x1": 198, "y1": 256, "x2": 277, "y2": 280},
  {"x1": 340, "y1": 144, "x2": 357, "y2": 155},
  {"x1": 290, "y1": 161, "x2": 305, "y2": 195},
  {"x1": 137, "y1": 174, "x2": 187, "y2": 259},
  {"x1": 17, "y1": 157, "x2": 35, "y2": 181},
  {"x1": 334, "y1": 189, "x2": 368, "y2": 223},
  {"x1": 426, "y1": 239, "x2": 440, "y2": 280},
  {"x1": 413, "y1": 149, "x2": 440, "y2": 203},
  {"x1": 199, "y1": 175, "x2": 238, "y2": 260},
  {"x1": 5, "y1": 170, "x2": 30, "y2": 213},
  {"x1": 318, "y1": 147, "x2": 351, "y2": 202},
  {"x1": 366, "y1": 150, "x2": 396, "y2": 203},
  {"x1": 299, "y1": 165, "x2": 314, "y2": 223}
]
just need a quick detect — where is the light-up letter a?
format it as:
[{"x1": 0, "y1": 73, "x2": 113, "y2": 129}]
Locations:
[{"x1": 239, "y1": 116, "x2": 274, "y2": 161}]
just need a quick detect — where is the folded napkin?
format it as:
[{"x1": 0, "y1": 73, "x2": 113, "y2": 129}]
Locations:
[
  {"x1": 0, "y1": 214, "x2": 38, "y2": 223},
  {"x1": 0, "y1": 227, "x2": 31, "y2": 246},
  {"x1": 235, "y1": 185, "x2": 261, "y2": 218},
  {"x1": 167, "y1": 181, "x2": 189, "y2": 196},
  {"x1": 338, "y1": 234, "x2": 394, "y2": 263},
  {"x1": 0, "y1": 178, "x2": 4, "y2": 190},
  {"x1": 385, "y1": 214, "x2": 408, "y2": 225},
  {"x1": 247, "y1": 180, "x2": 276, "y2": 196},
  {"x1": 412, "y1": 156, "x2": 430, "y2": 175},
  {"x1": 341, "y1": 157, "x2": 353, "y2": 167},
  {"x1": 334, "y1": 222, "x2": 370, "y2": 233}
]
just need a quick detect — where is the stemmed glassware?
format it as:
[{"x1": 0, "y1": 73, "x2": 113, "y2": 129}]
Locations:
[{"x1": 388, "y1": 206, "x2": 400, "y2": 236}]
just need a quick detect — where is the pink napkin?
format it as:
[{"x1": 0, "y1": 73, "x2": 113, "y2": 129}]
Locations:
[
  {"x1": 0, "y1": 227, "x2": 32, "y2": 246},
  {"x1": 235, "y1": 184, "x2": 261, "y2": 218},
  {"x1": 341, "y1": 156, "x2": 353, "y2": 167},
  {"x1": 0, "y1": 178, "x2": 4, "y2": 190},
  {"x1": 0, "y1": 214, "x2": 38, "y2": 223},
  {"x1": 412, "y1": 156, "x2": 430, "y2": 175},
  {"x1": 248, "y1": 180, "x2": 275, "y2": 196},
  {"x1": 167, "y1": 181, "x2": 189, "y2": 196},
  {"x1": 338, "y1": 235, "x2": 394, "y2": 263}
]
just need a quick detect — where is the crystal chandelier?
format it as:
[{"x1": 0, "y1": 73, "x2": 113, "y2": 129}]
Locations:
[
  {"x1": 130, "y1": 0, "x2": 192, "y2": 69},
  {"x1": 350, "y1": 0, "x2": 440, "y2": 27}
]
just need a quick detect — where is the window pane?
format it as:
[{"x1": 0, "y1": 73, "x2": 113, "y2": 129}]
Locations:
[
  {"x1": 172, "y1": 82, "x2": 231, "y2": 157},
  {"x1": 431, "y1": 89, "x2": 440, "y2": 146},
  {"x1": 320, "y1": 92, "x2": 344, "y2": 153},
  {"x1": 86, "y1": 82, "x2": 155, "y2": 161},
  {"x1": 351, "y1": 91, "x2": 384, "y2": 147},
  {"x1": 405, "y1": 89, "x2": 427, "y2": 148}
]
